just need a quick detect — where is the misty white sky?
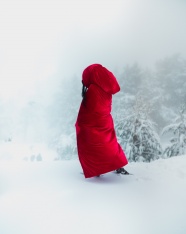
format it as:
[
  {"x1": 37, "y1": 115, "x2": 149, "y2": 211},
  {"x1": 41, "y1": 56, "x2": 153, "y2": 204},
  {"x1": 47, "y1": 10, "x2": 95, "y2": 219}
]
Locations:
[{"x1": 0, "y1": 0, "x2": 186, "y2": 101}]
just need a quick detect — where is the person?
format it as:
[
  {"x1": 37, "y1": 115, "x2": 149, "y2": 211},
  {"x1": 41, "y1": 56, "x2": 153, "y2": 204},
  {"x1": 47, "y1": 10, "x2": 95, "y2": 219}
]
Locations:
[{"x1": 75, "y1": 64, "x2": 128, "y2": 178}]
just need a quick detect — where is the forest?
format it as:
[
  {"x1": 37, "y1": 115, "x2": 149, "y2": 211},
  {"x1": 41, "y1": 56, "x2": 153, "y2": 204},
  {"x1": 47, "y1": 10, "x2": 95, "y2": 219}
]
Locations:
[
  {"x1": 53, "y1": 54, "x2": 186, "y2": 161},
  {"x1": 0, "y1": 54, "x2": 186, "y2": 162}
]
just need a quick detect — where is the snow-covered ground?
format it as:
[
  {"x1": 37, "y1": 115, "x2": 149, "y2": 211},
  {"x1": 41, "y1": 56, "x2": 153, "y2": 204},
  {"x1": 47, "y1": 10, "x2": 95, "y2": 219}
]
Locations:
[{"x1": 0, "y1": 156, "x2": 186, "y2": 234}]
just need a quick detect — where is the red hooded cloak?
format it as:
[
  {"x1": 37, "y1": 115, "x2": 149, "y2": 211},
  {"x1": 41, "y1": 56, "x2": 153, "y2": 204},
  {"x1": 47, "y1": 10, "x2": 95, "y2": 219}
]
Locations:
[{"x1": 75, "y1": 64, "x2": 128, "y2": 178}]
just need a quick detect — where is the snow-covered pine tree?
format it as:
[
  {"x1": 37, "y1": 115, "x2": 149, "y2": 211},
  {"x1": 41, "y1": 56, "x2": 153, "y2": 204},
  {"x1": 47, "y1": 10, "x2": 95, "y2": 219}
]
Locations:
[
  {"x1": 162, "y1": 104, "x2": 186, "y2": 157},
  {"x1": 119, "y1": 63, "x2": 143, "y2": 95},
  {"x1": 155, "y1": 54, "x2": 186, "y2": 110},
  {"x1": 115, "y1": 95, "x2": 162, "y2": 162}
]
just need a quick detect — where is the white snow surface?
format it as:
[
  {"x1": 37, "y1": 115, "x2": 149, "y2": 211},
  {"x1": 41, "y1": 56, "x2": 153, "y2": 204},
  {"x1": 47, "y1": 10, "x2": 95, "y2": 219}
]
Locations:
[{"x1": 0, "y1": 156, "x2": 186, "y2": 234}]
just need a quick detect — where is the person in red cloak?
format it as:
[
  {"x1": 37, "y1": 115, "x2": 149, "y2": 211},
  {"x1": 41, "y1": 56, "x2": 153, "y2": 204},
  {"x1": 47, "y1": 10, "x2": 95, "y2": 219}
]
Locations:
[{"x1": 75, "y1": 64, "x2": 128, "y2": 178}]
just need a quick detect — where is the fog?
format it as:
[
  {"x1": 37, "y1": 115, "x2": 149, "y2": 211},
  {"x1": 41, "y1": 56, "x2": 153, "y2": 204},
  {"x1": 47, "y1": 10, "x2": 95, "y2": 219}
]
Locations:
[
  {"x1": 1, "y1": 0, "x2": 186, "y2": 94},
  {"x1": 0, "y1": 0, "x2": 186, "y2": 159}
]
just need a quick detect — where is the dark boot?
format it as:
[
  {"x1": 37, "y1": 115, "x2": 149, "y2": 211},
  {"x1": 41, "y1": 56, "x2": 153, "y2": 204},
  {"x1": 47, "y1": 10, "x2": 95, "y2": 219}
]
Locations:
[{"x1": 116, "y1": 168, "x2": 130, "y2": 175}]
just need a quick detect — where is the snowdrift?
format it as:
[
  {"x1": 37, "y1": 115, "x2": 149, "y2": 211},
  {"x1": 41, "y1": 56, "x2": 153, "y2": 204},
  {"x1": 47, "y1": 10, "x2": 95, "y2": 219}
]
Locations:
[{"x1": 0, "y1": 156, "x2": 186, "y2": 234}]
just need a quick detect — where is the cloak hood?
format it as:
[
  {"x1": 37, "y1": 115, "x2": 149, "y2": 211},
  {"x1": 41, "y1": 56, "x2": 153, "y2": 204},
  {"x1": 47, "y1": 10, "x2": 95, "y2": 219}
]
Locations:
[{"x1": 82, "y1": 64, "x2": 120, "y2": 95}]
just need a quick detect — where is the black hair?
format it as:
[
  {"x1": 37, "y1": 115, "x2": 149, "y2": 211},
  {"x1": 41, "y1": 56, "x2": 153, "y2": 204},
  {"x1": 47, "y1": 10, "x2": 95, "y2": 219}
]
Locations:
[{"x1": 82, "y1": 82, "x2": 88, "y2": 99}]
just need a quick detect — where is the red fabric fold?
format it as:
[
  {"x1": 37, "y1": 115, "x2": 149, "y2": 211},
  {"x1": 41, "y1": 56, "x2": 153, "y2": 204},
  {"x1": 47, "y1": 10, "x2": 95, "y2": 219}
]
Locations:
[{"x1": 75, "y1": 64, "x2": 128, "y2": 178}]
